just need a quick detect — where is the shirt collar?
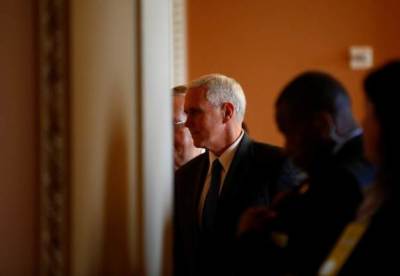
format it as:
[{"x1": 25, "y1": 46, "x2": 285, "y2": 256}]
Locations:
[
  {"x1": 333, "y1": 128, "x2": 363, "y2": 154},
  {"x1": 208, "y1": 130, "x2": 244, "y2": 173}
]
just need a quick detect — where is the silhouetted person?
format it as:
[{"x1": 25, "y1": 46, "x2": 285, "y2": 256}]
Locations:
[
  {"x1": 320, "y1": 61, "x2": 399, "y2": 275},
  {"x1": 238, "y1": 71, "x2": 374, "y2": 275}
]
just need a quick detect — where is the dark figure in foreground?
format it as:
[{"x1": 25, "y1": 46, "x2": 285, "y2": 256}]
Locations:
[
  {"x1": 320, "y1": 61, "x2": 399, "y2": 275},
  {"x1": 238, "y1": 71, "x2": 374, "y2": 276}
]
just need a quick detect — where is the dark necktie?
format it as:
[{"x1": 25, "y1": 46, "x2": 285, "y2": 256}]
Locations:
[{"x1": 202, "y1": 159, "x2": 223, "y2": 233}]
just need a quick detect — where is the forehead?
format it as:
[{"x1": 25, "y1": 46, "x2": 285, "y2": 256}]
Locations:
[
  {"x1": 185, "y1": 86, "x2": 208, "y2": 107},
  {"x1": 173, "y1": 95, "x2": 185, "y2": 118}
]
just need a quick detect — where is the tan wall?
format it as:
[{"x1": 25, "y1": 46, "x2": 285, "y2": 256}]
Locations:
[
  {"x1": 188, "y1": 0, "x2": 400, "y2": 145},
  {"x1": 71, "y1": 0, "x2": 174, "y2": 274},
  {"x1": 0, "y1": 0, "x2": 38, "y2": 275},
  {"x1": 70, "y1": 0, "x2": 138, "y2": 274}
]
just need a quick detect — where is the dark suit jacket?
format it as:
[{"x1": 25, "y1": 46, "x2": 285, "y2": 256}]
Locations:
[
  {"x1": 236, "y1": 134, "x2": 375, "y2": 276},
  {"x1": 281, "y1": 134, "x2": 374, "y2": 275},
  {"x1": 174, "y1": 133, "x2": 287, "y2": 276}
]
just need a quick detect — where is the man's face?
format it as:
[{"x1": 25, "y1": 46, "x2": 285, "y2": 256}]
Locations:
[
  {"x1": 276, "y1": 103, "x2": 331, "y2": 170},
  {"x1": 173, "y1": 95, "x2": 197, "y2": 168},
  {"x1": 184, "y1": 86, "x2": 224, "y2": 151}
]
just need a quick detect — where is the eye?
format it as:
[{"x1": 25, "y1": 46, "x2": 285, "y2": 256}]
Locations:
[{"x1": 186, "y1": 108, "x2": 202, "y2": 117}]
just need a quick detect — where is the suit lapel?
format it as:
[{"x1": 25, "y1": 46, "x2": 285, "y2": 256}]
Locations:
[
  {"x1": 219, "y1": 133, "x2": 252, "y2": 204},
  {"x1": 193, "y1": 153, "x2": 209, "y2": 222}
]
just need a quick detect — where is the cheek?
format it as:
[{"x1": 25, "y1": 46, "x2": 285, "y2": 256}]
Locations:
[
  {"x1": 188, "y1": 115, "x2": 200, "y2": 128},
  {"x1": 193, "y1": 116, "x2": 208, "y2": 132},
  {"x1": 174, "y1": 129, "x2": 185, "y2": 145},
  {"x1": 183, "y1": 128, "x2": 193, "y2": 143}
]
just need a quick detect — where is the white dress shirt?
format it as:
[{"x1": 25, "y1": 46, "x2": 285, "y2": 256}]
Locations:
[{"x1": 198, "y1": 131, "x2": 245, "y2": 220}]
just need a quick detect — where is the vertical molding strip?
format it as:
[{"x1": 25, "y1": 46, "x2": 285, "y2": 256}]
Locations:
[
  {"x1": 38, "y1": 0, "x2": 69, "y2": 275},
  {"x1": 141, "y1": 0, "x2": 173, "y2": 275},
  {"x1": 172, "y1": 0, "x2": 187, "y2": 85}
]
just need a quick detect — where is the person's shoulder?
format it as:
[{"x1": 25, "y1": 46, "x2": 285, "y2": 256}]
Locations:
[
  {"x1": 325, "y1": 154, "x2": 375, "y2": 192},
  {"x1": 339, "y1": 158, "x2": 375, "y2": 190},
  {"x1": 253, "y1": 141, "x2": 282, "y2": 152},
  {"x1": 315, "y1": 158, "x2": 372, "y2": 203},
  {"x1": 243, "y1": 140, "x2": 287, "y2": 176},
  {"x1": 250, "y1": 140, "x2": 284, "y2": 160}
]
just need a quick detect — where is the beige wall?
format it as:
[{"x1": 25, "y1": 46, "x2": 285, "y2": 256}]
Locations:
[
  {"x1": 70, "y1": 0, "x2": 138, "y2": 274},
  {"x1": 0, "y1": 0, "x2": 173, "y2": 274},
  {"x1": 188, "y1": 0, "x2": 400, "y2": 145},
  {"x1": 70, "y1": 0, "x2": 173, "y2": 275},
  {"x1": 0, "y1": 0, "x2": 38, "y2": 275}
]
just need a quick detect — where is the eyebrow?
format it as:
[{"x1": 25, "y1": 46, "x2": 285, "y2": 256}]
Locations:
[{"x1": 185, "y1": 107, "x2": 203, "y2": 113}]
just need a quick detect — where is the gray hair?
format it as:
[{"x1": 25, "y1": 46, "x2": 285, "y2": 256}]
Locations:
[{"x1": 188, "y1": 74, "x2": 246, "y2": 121}]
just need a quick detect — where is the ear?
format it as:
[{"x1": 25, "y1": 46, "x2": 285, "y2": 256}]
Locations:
[
  {"x1": 221, "y1": 102, "x2": 235, "y2": 123},
  {"x1": 312, "y1": 112, "x2": 335, "y2": 140}
]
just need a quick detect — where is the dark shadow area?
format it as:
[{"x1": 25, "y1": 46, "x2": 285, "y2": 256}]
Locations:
[{"x1": 102, "y1": 92, "x2": 130, "y2": 275}]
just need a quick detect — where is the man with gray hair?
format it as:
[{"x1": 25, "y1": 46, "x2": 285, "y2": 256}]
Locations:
[
  {"x1": 174, "y1": 74, "x2": 290, "y2": 276},
  {"x1": 173, "y1": 85, "x2": 204, "y2": 170}
]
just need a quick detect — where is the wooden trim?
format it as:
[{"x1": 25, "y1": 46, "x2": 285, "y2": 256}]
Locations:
[{"x1": 38, "y1": 0, "x2": 70, "y2": 275}]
